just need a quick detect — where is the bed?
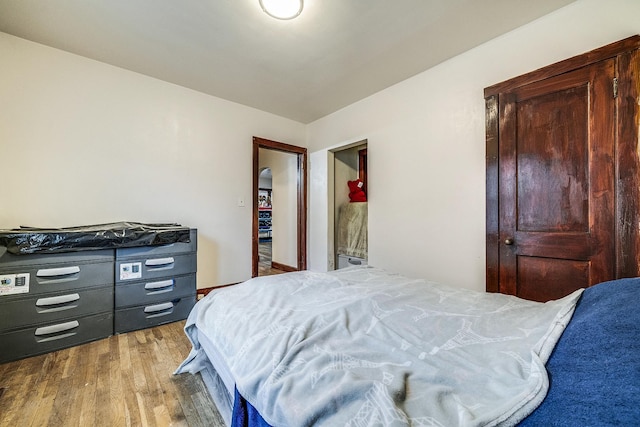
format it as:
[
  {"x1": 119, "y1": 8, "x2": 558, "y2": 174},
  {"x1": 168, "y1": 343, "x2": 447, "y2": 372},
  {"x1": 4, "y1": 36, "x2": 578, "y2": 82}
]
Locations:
[{"x1": 175, "y1": 266, "x2": 640, "y2": 426}]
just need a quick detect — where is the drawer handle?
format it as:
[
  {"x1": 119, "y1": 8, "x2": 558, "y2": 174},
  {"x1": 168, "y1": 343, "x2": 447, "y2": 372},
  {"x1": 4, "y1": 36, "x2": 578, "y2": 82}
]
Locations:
[
  {"x1": 35, "y1": 320, "x2": 80, "y2": 336},
  {"x1": 144, "y1": 302, "x2": 174, "y2": 313},
  {"x1": 145, "y1": 257, "x2": 175, "y2": 267},
  {"x1": 145, "y1": 279, "x2": 174, "y2": 291},
  {"x1": 36, "y1": 293, "x2": 80, "y2": 307},
  {"x1": 36, "y1": 266, "x2": 80, "y2": 277}
]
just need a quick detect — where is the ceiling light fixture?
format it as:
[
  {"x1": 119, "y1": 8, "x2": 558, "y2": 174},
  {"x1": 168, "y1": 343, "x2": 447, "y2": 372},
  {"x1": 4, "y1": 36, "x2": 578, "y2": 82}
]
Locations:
[{"x1": 259, "y1": 0, "x2": 304, "y2": 20}]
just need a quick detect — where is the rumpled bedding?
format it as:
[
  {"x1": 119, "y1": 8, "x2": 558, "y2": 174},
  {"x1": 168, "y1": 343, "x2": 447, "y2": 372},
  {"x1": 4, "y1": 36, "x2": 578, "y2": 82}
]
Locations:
[{"x1": 176, "y1": 267, "x2": 581, "y2": 426}]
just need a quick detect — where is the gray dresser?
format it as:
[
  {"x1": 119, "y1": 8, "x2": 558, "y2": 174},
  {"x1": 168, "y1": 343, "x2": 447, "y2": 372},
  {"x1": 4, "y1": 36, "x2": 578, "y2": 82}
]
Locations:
[
  {"x1": 0, "y1": 227, "x2": 197, "y2": 363},
  {"x1": 0, "y1": 249, "x2": 114, "y2": 364},
  {"x1": 114, "y1": 229, "x2": 197, "y2": 333}
]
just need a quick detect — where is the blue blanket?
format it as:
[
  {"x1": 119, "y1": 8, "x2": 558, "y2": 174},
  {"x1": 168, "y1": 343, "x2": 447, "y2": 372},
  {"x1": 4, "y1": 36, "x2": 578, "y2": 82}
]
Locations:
[{"x1": 520, "y1": 277, "x2": 640, "y2": 425}]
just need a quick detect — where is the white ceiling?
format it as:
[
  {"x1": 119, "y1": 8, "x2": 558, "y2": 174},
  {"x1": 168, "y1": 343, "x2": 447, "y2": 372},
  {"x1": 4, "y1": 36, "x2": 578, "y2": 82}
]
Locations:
[{"x1": 0, "y1": 0, "x2": 576, "y2": 123}]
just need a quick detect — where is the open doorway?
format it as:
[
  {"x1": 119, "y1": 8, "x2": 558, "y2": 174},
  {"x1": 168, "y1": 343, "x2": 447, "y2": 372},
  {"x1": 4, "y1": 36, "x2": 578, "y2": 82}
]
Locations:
[
  {"x1": 331, "y1": 140, "x2": 368, "y2": 270},
  {"x1": 252, "y1": 137, "x2": 307, "y2": 277},
  {"x1": 257, "y1": 168, "x2": 276, "y2": 275}
]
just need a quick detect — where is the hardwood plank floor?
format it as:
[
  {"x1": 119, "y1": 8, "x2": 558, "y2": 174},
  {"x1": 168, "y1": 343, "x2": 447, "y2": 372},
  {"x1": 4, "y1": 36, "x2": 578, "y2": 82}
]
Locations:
[
  {"x1": 258, "y1": 241, "x2": 286, "y2": 276},
  {"x1": 0, "y1": 321, "x2": 225, "y2": 427}
]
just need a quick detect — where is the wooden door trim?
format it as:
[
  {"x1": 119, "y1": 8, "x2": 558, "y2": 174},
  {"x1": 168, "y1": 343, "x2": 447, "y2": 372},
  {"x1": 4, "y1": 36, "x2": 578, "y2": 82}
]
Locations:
[
  {"x1": 616, "y1": 47, "x2": 640, "y2": 278},
  {"x1": 485, "y1": 35, "x2": 640, "y2": 97},
  {"x1": 358, "y1": 148, "x2": 368, "y2": 196},
  {"x1": 485, "y1": 95, "x2": 499, "y2": 293},
  {"x1": 252, "y1": 136, "x2": 307, "y2": 277}
]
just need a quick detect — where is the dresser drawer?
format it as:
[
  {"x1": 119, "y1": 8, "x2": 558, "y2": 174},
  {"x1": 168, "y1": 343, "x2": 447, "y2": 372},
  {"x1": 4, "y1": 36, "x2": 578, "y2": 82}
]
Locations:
[
  {"x1": 114, "y1": 295, "x2": 196, "y2": 334},
  {"x1": 0, "y1": 285, "x2": 113, "y2": 332},
  {"x1": 0, "y1": 259, "x2": 114, "y2": 296},
  {"x1": 115, "y1": 274, "x2": 195, "y2": 309},
  {"x1": 0, "y1": 312, "x2": 113, "y2": 364},
  {"x1": 116, "y1": 229, "x2": 197, "y2": 259},
  {"x1": 115, "y1": 253, "x2": 196, "y2": 284}
]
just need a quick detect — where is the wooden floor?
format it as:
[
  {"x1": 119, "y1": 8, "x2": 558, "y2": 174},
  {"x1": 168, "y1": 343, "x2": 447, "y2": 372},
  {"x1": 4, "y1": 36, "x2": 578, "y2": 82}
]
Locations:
[
  {"x1": 258, "y1": 241, "x2": 285, "y2": 276},
  {"x1": 0, "y1": 321, "x2": 225, "y2": 427}
]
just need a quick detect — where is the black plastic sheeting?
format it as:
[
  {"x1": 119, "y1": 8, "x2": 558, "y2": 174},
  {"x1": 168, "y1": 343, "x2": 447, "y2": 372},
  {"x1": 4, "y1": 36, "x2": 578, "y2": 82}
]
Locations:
[{"x1": 0, "y1": 222, "x2": 191, "y2": 255}]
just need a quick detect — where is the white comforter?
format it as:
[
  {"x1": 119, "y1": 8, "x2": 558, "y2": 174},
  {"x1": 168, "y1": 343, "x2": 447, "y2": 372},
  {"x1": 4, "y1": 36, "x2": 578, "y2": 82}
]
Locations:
[{"x1": 177, "y1": 267, "x2": 581, "y2": 426}]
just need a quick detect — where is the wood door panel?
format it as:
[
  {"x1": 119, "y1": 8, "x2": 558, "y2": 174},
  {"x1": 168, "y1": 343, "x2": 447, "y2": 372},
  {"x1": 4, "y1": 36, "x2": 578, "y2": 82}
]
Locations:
[
  {"x1": 517, "y1": 257, "x2": 590, "y2": 302},
  {"x1": 513, "y1": 232, "x2": 591, "y2": 259},
  {"x1": 516, "y1": 84, "x2": 589, "y2": 233},
  {"x1": 497, "y1": 59, "x2": 616, "y2": 300}
]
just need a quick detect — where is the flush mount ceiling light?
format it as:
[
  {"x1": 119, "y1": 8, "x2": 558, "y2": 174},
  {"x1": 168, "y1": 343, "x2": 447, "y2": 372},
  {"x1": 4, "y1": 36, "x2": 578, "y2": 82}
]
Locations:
[{"x1": 259, "y1": 0, "x2": 304, "y2": 20}]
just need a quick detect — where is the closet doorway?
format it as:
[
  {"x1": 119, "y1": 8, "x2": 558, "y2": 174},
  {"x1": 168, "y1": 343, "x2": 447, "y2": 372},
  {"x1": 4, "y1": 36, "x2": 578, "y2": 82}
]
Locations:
[
  {"x1": 252, "y1": 137, "x2": 307, "y2": 277},
  {"x1": 331, "y1": 140, "x2": 368, "y2": 270}
]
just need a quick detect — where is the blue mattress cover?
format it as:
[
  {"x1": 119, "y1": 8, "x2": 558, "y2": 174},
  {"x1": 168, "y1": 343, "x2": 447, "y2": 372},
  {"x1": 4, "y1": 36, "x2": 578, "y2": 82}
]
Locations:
[{"x1": 231, "y1": 278, "x2": 640, "y2": 426}]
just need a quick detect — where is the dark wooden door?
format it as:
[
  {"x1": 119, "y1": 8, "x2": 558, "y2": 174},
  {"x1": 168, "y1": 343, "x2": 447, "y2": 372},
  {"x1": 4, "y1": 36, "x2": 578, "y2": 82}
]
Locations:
[
  {"x1": 486, "y1": 36, "x2": 640, "y2": 302},
  {"x1": 496, "y1": 59, "x2": 616, "y2": 301}
]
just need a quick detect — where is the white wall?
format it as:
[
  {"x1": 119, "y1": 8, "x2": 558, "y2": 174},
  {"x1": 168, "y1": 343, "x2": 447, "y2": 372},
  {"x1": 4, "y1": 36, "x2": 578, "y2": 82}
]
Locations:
[
  {"x1": 307, "y1": 0, "x2": 640, "y2": 292},
  {"x1": 308, "y1": 150, "x2": 331, "y2": 272},
  {"x1": 0, "y1": 32, "x2": 306, "y2": 288}
]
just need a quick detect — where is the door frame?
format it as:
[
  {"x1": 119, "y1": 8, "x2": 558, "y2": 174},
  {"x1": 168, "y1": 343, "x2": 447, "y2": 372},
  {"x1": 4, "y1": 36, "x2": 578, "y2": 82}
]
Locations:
[{"x1": 252, "y1": 136, "x2": 307, "y2": 277}]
